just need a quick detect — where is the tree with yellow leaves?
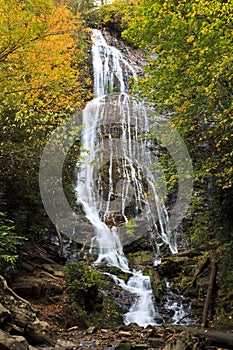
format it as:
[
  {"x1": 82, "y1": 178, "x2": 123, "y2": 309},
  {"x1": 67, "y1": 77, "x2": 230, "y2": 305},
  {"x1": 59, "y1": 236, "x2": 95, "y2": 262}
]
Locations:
[{"x1": 0, "y1": 0, "x2": 92, "y2": 237}]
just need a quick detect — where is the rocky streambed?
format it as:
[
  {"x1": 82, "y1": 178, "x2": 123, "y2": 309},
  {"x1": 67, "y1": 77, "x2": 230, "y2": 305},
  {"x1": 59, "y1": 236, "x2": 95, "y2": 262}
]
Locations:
[{"x1": 0, "y1": 242, "x2": 233, "y2": 350}]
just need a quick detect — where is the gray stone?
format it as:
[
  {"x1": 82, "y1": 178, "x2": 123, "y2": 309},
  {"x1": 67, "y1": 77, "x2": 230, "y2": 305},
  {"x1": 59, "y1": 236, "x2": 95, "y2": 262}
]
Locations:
[
  {"x1": 118, "y1": 331, "x2": 132, "y2": 337},
  {"x1": 53, "y1": 270, "x2": 64, "y2": 277},
  {"x1": 12, "y1": 336, "x2": 29, "y2": 349},
  {"x1": 86, "y1": 326, "x2": 97, "y2": 334},
  {"x1": 56, "y1": 339, "x2": 77, "y2": 348},
  {"x1": 42, "y1": 263, "x2": 64, "y2": 276}
]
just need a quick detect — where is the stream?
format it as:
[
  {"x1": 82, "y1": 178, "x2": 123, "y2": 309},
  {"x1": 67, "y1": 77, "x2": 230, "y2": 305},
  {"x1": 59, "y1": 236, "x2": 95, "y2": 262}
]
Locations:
[{"x1": 73, "y1": 29, "x2": 192, "y2": 328}]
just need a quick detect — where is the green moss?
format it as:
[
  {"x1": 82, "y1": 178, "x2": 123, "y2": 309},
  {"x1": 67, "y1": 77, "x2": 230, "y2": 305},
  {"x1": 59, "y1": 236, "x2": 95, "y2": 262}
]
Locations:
[
  {"x1": 64, "y1": 260, "x2": 122, "y2": 329},
  {"x1": 127, "y1": 250, "x2": 153, "y2": 268},
  {"x1": 104, "y1": 266, "x2": 132, "y2": 282}
]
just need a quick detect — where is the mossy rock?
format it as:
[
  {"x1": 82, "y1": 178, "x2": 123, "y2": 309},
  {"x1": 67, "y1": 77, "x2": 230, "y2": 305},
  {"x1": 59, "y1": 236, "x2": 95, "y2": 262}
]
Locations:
[
  {"x1": 126, "y1": 250, "x2": 154, "y2": 269},
  {"x1": 100, "y1": 266, "x2": 132, "y2": 283},
  {"x1": 143, "y1": 267, "x2": 165, "y2": 300}
]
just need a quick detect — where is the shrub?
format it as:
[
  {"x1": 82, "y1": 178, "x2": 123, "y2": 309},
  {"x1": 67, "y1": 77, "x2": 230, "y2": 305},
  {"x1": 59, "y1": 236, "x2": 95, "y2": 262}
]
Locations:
[{"x1": 0, "y1": 211, "x2": 26, "y2": 276}]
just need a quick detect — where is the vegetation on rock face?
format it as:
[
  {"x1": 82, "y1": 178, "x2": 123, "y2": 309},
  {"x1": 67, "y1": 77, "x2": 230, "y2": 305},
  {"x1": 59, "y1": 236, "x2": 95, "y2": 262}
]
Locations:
[
  {"x1": 65, "y1": 261, "x2": 104, "y2": 307},
  {"x1": 94, "y1": 0, "x2": 139, "y2": 35},
  {"x1": 0, "y1": 209, "x2": 25, "y2": 275},
  {"x1": 64, "y1": 261, "x2": 122, "y2": 328},
  {"x1": 123, "y1": 0, "x2": 233, "y2": 190}
]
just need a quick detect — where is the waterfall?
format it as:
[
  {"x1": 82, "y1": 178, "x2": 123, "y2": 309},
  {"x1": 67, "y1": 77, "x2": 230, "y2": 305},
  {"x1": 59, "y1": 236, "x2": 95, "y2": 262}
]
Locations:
[{"x1": 75, "y1": 29, "x2": 178, "y2": 327}]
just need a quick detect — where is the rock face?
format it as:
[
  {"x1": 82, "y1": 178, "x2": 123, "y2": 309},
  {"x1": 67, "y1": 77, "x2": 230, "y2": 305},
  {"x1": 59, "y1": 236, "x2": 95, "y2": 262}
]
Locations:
[{"x1": 102, "y1": 30, "x2": 147, "y2": 78}]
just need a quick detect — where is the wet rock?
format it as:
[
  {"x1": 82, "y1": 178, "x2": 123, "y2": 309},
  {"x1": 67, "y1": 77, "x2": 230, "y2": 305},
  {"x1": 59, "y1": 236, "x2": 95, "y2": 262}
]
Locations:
[{"x1": 0, "y1": 330, "x2": 29, "y2": 350}]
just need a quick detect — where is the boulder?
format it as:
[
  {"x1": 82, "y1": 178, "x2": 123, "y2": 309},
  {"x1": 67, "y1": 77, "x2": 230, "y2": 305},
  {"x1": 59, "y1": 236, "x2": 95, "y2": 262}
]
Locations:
[
  {"x1": 0, "y1": 330, "x2": 29, "y2": 350},
  {"x1": 11, "y1": 277, "x2": 45, "y2": 299},
  {"x1": 25, "y1": 319, "x2": 55, "y2": 346}
]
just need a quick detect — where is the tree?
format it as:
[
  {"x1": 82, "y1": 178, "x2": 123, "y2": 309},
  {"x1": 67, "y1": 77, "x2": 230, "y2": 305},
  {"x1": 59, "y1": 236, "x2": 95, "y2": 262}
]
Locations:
[
  {"x1": 0, "y1": 0, "x2": 92, "y2": 237},
  {"x1": 123, "y1": 0, "x2": 233, "y2": 190},
  {"x1": 121, "y1": 0, "x2": 233, "y2": 249}
]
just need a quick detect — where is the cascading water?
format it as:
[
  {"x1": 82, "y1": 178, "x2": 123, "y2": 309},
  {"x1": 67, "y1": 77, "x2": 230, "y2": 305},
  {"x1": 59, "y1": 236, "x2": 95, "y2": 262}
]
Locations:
[{"x1": 75, "y1": 29, "x2": 180, "y2": 327}]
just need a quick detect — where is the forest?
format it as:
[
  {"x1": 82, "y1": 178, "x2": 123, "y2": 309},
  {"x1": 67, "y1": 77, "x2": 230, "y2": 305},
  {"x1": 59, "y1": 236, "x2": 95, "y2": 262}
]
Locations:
[{"x1": 0, "y1": 0, "x2": 232, "y2": 349}]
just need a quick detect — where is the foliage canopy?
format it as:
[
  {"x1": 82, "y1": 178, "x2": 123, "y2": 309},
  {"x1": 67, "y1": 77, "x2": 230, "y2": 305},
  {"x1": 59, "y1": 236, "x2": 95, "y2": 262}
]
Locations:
[{"x1": 123, "y1": 0, "x2": 233, "y2": 190}]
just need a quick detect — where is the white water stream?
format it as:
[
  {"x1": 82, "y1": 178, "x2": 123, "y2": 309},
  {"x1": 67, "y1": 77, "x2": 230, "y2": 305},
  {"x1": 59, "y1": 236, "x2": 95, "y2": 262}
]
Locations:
[{"x1": 74, "y1": 29, "x2": 184, "y2": 327}]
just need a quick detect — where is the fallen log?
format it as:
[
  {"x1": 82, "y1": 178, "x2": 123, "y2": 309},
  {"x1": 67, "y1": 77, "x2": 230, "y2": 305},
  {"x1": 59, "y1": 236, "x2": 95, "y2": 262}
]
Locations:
[{"x1": 186, "y1": 328, "x2": 233, "y2": 350}]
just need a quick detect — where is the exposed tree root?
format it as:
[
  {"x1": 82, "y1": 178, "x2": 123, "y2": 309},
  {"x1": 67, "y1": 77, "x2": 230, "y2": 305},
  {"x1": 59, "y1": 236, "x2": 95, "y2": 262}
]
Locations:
[
  {"x1": 201, "y1": 256, "x2": 217, "y2": 328},
  {"x1": 0, "y1": 274, "x2": 34, "y2": 312}
]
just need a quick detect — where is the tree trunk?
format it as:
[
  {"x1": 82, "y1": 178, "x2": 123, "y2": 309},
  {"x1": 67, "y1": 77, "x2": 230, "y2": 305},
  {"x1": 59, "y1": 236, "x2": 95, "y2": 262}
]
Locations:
[{"x1": 201, "y1": 256, "x2": 217, "y2": 328}]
